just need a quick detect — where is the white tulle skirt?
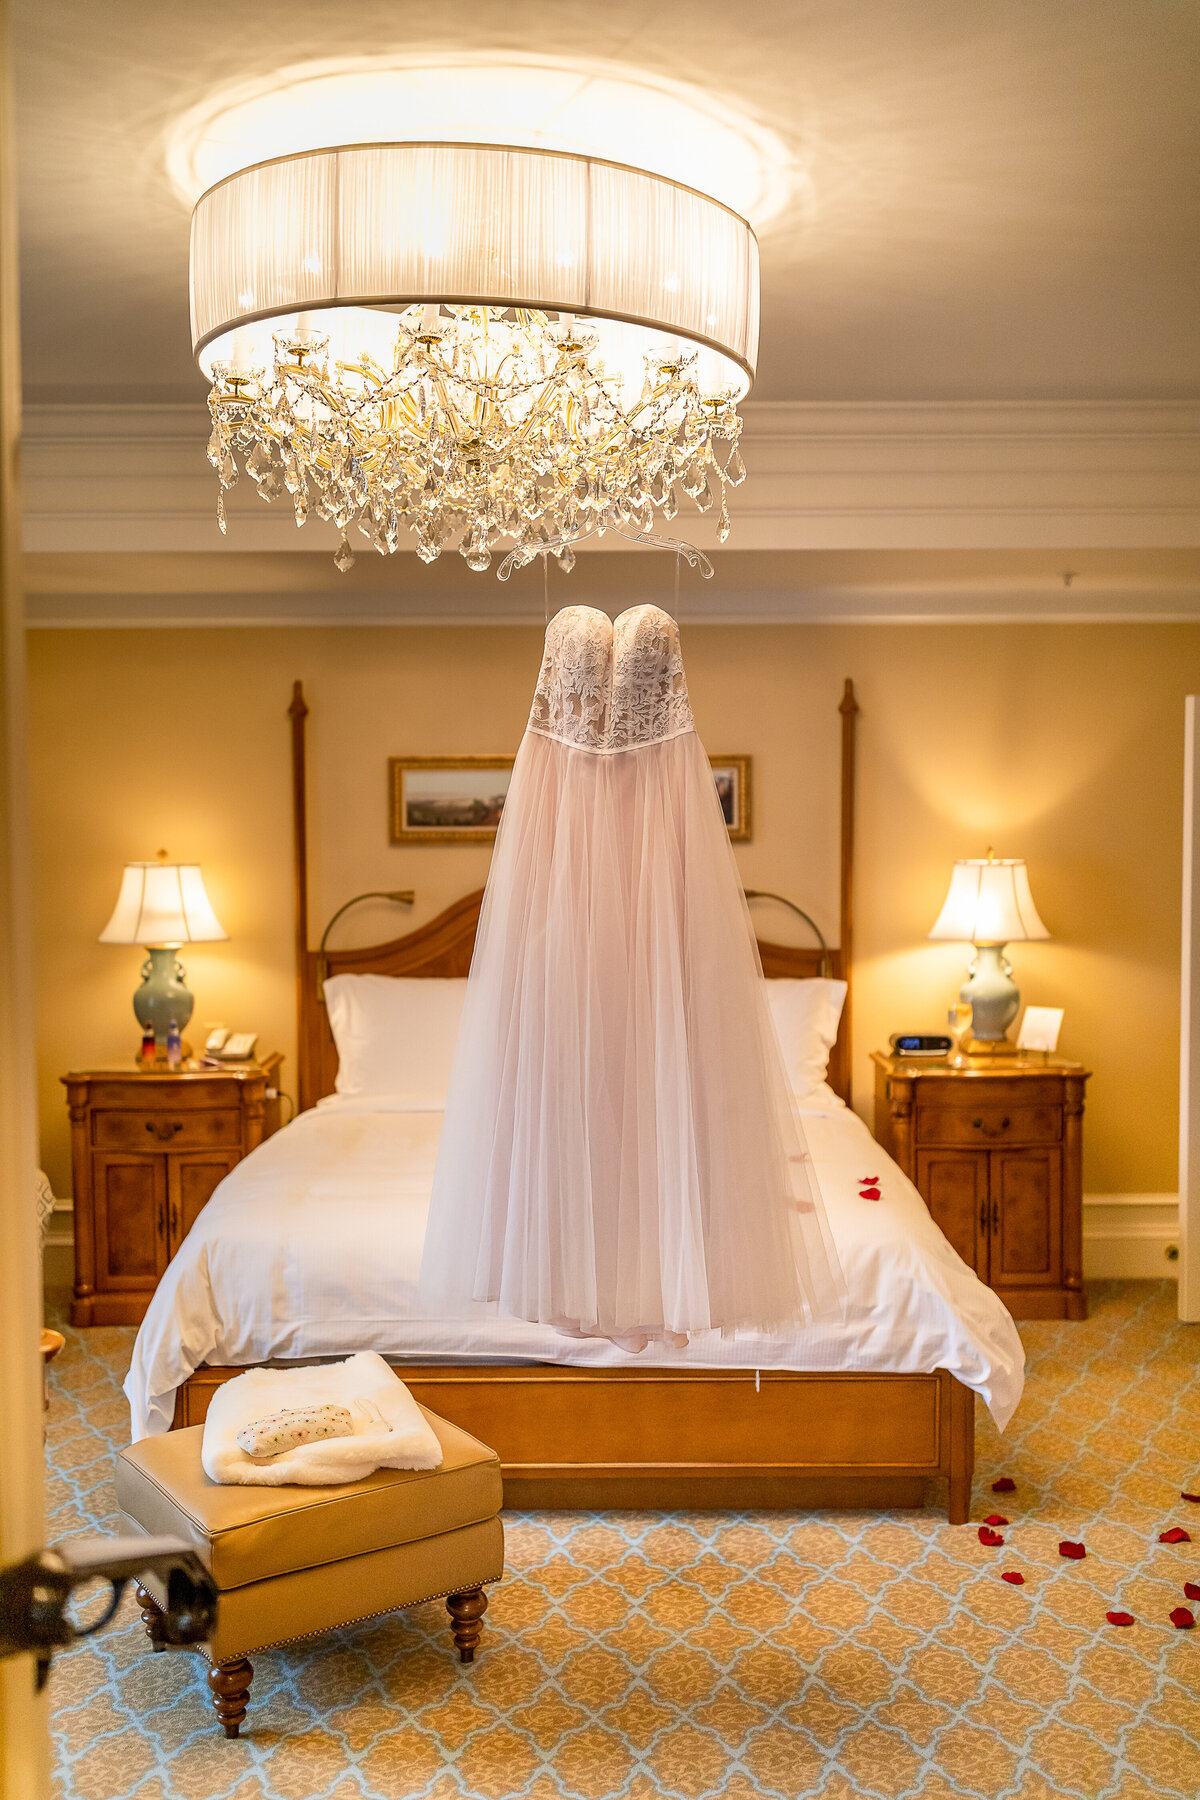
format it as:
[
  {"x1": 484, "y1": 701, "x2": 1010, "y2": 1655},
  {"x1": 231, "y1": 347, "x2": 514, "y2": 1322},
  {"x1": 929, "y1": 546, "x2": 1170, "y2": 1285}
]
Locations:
[{"x1": 419, "y1": 726, "x2": 843, "y2": 1343}]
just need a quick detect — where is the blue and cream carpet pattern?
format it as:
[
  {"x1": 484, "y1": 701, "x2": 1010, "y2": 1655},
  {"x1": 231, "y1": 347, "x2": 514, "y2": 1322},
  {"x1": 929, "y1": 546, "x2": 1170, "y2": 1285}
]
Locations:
[{"x1": 44, "y1": 1281, "x2": 1200, "y2": 1799}]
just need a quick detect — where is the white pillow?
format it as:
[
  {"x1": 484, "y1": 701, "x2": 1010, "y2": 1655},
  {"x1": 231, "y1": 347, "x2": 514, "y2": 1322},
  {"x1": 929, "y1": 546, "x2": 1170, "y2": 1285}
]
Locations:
[
  {"x1": 323, "y1": 975, "x2": 467, "y2": 1108},
  {"x1": 765, "y1": 978, "x2": 847, "y2": 1108}
]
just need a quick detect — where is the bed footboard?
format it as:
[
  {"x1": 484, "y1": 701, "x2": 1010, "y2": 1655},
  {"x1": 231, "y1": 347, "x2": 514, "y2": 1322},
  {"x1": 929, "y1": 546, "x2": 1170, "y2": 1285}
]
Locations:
[{"x1": 172, "y1": 1364, "x2": 975, "y2": 1521}]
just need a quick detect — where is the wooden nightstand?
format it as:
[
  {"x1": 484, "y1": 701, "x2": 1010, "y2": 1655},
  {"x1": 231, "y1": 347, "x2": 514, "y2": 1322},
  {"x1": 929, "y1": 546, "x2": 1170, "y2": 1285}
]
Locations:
[
  {"x1": 62, "y1": 1057, "x2": 283, "y2": 1326},
  {"x1": 872, "y1": 1052, "x2": 1091, "y2": 1320}
]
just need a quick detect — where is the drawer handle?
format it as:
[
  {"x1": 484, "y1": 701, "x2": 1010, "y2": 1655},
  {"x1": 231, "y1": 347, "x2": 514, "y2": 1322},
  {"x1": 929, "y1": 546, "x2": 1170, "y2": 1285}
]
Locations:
[
  {"x1": 972, "y1": 1116, "x2": 1011, "y2": 1139},
  {"x1": 145, "y1": 1120, "x2": 184, "y2": 1141}
]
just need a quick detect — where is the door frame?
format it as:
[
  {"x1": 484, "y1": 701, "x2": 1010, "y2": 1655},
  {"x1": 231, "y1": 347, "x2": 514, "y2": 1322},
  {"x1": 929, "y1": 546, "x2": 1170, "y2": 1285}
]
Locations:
[
  {"x1": 1178, "y1": 696, "x2": 1200, "y2": 1321},
  {"x1": 0, "y1": 0, "x2": 51, "y2": 1783}
]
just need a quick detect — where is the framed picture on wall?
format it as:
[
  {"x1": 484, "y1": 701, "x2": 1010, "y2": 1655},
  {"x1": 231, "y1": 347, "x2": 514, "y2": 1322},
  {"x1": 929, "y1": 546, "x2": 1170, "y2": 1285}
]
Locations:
[
  {"x1": 390, "y1": 753, "x2": 752, "y2": 845},
  {"x1": 389, "y1": 756, "x2": 515, "y2": 844},
  {"x1": 709, "y1": 756, "x2": 752, "y2": 842}
]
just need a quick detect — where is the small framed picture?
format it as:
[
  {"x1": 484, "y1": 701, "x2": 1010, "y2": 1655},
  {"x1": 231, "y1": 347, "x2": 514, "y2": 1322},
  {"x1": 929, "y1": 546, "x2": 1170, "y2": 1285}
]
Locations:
[
  {"x1": 389, "y1": 757, "x2": 515, "y2": 844},
  {"x1": 709, "y1": 756, "x2": 752, "y2": 842},
  {"x1": 1017, "y1": 1006, "x2": 1064, "y2": 1053}
]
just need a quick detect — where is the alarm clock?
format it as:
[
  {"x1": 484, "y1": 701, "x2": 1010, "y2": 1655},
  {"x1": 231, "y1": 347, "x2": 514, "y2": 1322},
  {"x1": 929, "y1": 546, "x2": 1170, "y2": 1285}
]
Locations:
[{"x1": 889, "y1": 1033, "x2": 954, "y2": 1058}]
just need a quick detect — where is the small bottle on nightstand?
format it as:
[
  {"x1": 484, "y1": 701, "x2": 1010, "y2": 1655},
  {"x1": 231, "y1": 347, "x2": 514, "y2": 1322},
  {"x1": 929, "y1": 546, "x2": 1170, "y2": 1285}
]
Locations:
[
  {"x1": 139, "y1": 1020, "x2": 156, "y2": 1067},
  {"x1": 166, "y1": 1018, "x2": 182, "y2": 1069}
]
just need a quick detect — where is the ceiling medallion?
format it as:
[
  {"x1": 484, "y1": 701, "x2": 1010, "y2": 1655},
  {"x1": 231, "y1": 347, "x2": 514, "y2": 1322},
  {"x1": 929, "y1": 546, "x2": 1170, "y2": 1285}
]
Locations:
[{"x1": 192, "y1": 141, "x2": 759, "y2": 577}]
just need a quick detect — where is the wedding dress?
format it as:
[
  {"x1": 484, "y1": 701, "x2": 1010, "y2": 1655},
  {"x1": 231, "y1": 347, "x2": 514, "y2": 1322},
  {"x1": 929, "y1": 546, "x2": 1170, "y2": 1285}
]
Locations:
[{"x1": 420, "y1": 604, "x2": 842, "y2": 1346}]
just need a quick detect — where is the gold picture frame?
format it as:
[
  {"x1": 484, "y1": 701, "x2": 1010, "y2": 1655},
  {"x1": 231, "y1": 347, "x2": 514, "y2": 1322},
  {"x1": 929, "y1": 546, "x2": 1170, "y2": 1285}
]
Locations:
[
  {"x1": 389, "y1": 756, "x2": 515, "y2": 844},
  {"x1": 389, "y1": 752, "x2": 752, "y2": 844},
  {"x1": 710, "y1": 755, "x2": 752, "y2": 841}
]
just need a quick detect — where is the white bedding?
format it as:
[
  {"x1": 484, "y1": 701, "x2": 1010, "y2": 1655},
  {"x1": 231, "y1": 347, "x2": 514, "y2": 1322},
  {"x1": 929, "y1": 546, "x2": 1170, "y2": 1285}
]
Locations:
[{"x1": 125, "y1": 1096, "x2": 1025, "y2": 1438}]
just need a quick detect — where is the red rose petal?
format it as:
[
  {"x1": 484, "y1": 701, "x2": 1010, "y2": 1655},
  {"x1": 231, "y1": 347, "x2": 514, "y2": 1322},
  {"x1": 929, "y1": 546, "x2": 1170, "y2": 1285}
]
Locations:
[
  {"x1": 992, "y1": 1477, "x2": 1016, "y2": 1493},
  {"x1": 859, "y1": 1177, "x2": 880, "y2": 1185},
  {"x1": 978, "y1": 1526, "x2": 1004, "y2": 1547},
  {"x1": 1106, "y1": 1611, "x2": 1135, "y2": 1627},
  {"x1": 1170, "y1": 1607, "x2": 1195, "y2": 1629},
  {"x1": 1001, "y1": 1571, "x2": 1025, "y2": 1586},
  {"x1": 1059, "y1": 1540, "x2": 1087, "y2": 1560},
  {"x1": 1160, "y1": 1527, "x2": 1192, "y2": 1544},
  {"x1": 859, "y1": 1188, "x2": 881, "y2": 1201},
  {"x1": 984, "y1": 1514, "x2": 1010, "y2": 1527},
  {"x1": 1181, "y1": 1492, "x2": 1200, "y2": 1503},
  {"x1": 1185, "y1": 1582, "x2": 1200, "y2": 1601}
]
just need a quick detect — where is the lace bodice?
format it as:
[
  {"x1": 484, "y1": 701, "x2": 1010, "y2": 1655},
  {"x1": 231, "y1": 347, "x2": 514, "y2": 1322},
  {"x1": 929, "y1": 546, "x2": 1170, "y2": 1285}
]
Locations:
[{"x1": 528, "y1": 605, "x2": 694, "y2": 752}]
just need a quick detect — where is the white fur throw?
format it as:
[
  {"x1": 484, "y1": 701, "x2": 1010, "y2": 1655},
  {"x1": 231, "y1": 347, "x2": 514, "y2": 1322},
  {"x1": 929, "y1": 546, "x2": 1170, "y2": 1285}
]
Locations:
[{"x1": 201, "y1": 1353, "x2": 443, "y2": 1486}]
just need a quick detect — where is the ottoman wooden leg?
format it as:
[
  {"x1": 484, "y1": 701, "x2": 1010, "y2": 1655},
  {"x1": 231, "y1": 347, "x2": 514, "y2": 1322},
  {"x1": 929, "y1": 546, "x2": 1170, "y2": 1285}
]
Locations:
[
  {"x1": 446, "y1": 1587, "x2": 488, "y2": 1664},
  {"x1": 207, "y1": 1657, "x2": 254, "y2": 1738},
  {"x1": 134, "y1": 1583, "x2": 168, "y2": 1653}
]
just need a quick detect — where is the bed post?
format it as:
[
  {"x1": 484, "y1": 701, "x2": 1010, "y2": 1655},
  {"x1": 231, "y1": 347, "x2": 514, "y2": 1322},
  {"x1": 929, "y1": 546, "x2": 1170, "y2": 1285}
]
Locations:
[
  {"x1": 839, "y1": 679, "x2": 859, "y2": 1104},
  {"x1": 289, "y1": 680, "x2": 310, "y2": 1098}
]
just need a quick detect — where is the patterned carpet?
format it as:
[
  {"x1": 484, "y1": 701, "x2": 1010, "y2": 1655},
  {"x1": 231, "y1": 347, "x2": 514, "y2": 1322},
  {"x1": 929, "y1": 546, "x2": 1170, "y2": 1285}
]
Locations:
[{"x1": 44, "y1": 1281, "x2": 1200, "y2": 1800}]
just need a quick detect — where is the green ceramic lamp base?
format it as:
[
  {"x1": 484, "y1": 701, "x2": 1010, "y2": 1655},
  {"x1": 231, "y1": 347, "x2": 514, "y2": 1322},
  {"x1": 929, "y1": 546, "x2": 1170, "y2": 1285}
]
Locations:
[
  {"x1": 960, "y1": 942, "x2": 1020, "y2": 1042},
  {"x1": 132, "y1": 946, "x2": 195, "y2": 1044}
]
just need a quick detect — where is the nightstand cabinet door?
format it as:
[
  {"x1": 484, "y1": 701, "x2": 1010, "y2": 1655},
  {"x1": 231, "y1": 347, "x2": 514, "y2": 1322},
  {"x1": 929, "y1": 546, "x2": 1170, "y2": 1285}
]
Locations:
[
  {"x1": 989, "y1": 1145, "x2": 1062, "y2": 1290},
  {"x1": 169, "y1": 1152, "x2": 239, "y2": 1252},
  {"x1": 915, "y1": 1148, "x2": 989, "y2": 1277},
  {"x1": 93, "y1": 1154, "x2": 168, "y2": 1291}
]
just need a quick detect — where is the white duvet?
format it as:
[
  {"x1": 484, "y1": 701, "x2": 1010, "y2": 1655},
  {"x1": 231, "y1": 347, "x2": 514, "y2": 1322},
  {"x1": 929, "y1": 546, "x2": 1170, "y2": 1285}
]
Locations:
[{"x1": 125, "y1": 1096, "x2": 1025, "y2": 1439}]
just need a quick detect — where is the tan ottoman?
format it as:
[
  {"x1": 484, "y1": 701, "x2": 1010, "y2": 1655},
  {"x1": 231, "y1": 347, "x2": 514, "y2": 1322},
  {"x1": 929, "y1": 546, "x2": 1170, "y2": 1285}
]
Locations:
[{"x1": 116, "y1": 1408, "x2": 504, "y2": 1738}]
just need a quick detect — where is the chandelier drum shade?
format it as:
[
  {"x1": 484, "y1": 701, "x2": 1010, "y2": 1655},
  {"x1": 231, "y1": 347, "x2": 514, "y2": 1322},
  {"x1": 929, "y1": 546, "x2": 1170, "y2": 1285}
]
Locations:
[{"x1": 191, "y1": 142, "x2": 759, "y2": 576}]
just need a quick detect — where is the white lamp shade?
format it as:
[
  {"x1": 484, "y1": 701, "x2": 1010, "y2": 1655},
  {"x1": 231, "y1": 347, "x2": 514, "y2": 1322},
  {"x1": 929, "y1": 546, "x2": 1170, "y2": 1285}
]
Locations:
[
  {"x1": 190, "y1": 141, "x2": 759, "y2": 396},
  {"x1": 99, "y1": 863, "x2": 228, "y2": 946},
  {"x1": 928, "y1": 858, "x2": 1050, "y2": 944}
]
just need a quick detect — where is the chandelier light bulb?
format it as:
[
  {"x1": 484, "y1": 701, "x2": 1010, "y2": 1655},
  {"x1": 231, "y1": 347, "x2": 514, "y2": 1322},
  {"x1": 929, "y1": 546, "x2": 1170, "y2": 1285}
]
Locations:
[{"x1": 192, "y1": 141, "x2": 759, "y2": 578}]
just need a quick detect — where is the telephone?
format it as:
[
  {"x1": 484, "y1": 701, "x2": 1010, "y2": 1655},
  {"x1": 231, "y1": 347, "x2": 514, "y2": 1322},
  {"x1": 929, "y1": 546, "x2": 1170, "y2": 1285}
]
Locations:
[{"x1": 204, "y1": 1028, "x2": 258, "y2": 1061}]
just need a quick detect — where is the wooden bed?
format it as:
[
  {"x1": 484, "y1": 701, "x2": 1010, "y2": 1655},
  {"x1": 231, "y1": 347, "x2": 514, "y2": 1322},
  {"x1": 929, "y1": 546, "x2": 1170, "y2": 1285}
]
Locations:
[{"x1": 173, "y1": 675, "x2": 976, "y2": 1522}]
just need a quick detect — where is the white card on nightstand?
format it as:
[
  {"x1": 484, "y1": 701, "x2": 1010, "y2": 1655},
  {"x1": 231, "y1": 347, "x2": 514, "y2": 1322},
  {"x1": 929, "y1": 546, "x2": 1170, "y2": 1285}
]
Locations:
[{"x1": 1018, "y1": 1006, "x2": 1063, "y2": 1052}]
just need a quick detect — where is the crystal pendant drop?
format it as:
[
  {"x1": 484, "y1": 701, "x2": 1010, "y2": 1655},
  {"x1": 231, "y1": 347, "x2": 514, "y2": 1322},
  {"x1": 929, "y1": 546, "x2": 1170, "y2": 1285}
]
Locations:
[
  {"x1": 462, "y1": 531, "x2": 492, "y2": 573},
  {"x1": 334, "y1": 535, "x2": 355, "y2": 573},
  {"x1": 216, "y1": 493, "x2": 227, "y2": 535}
]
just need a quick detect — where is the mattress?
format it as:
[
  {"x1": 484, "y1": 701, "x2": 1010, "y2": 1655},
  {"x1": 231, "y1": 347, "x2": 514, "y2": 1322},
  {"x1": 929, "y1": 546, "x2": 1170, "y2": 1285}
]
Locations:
[{"x1": 125, "y1": 1095, "x2": 1025, "y2": 1437}]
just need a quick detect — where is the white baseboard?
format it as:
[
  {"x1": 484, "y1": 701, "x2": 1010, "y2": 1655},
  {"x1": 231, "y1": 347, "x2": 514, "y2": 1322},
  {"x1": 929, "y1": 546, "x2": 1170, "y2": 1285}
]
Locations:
[{"x1": 1083, "y1": 1194, "x2": 1179, "y2": 1280}]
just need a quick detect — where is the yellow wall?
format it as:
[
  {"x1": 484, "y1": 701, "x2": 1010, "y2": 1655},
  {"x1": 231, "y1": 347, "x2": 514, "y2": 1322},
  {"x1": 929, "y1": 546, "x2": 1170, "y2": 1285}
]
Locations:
[{"x1": 27, "y1": 621, "x2": 1200, "y2": 1199}]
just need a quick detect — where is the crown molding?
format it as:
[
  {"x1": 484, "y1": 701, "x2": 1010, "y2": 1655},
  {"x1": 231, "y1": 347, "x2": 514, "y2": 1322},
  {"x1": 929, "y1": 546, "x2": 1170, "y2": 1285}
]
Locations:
[{"x1": 22, "y1": 399, "x2": 1200, "y2": 557}]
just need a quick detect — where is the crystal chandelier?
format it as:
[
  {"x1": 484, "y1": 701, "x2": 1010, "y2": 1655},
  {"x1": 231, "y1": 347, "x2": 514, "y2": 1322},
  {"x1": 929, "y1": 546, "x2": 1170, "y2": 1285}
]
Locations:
[{"x1": 191, "y1": 143, "x2": 759, "y2": 577}]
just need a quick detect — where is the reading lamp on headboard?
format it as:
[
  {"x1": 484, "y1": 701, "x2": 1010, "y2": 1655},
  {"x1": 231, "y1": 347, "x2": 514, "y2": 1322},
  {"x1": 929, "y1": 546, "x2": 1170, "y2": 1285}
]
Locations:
[
  {"x1": 318, "y1": 892, "x2": 415, "y2": 998},
  {"x1": 744, "y1": 892, "x2": 833, "y2": 978}
]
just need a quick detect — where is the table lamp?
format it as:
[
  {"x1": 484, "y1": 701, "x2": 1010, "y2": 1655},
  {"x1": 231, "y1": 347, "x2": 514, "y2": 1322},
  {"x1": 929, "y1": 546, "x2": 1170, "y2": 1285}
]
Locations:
[
  {"x1": 928, "y1": 850, "x2": 1049, "y2": 1046},
  {"x1": 99, "y1": 851, "x2": 228, "y2": 1045}
]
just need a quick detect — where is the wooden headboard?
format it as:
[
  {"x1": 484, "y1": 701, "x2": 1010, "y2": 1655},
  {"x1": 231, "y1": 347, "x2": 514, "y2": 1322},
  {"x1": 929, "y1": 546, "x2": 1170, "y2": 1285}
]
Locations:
[{"x1": 291, "y1": 678, "x2": 859, "y2": 1111}]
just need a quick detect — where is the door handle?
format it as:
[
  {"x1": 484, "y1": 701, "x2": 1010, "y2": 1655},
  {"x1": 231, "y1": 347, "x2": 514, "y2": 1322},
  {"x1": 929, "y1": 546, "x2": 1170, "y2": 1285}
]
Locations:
[
  {"x1": 157, "y1": 1197, "x2": 167, "y2": 1241},
  {"x1": 146, "y1": 1120, "x2": 183, "y2": 1141},
  {"x1": 169, "y1": 1201, "x2": 179, "y2": 1241},
  {"x1": 979, "y1": 1198, "x2": 989, "y2": 1232},
  {"x1": 972, "y1": 1117, "x2": 1011, "y2": 1139},
  {"x1": 991, "y1": 1198, "x2": 1000, "y2": 1233}
]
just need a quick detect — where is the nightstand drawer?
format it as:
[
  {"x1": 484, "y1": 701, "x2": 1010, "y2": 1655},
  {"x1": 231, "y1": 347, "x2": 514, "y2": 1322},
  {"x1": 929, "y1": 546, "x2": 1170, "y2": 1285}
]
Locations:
[
  {"x1": 922, "y1": 1077, "x2": 1062, "y2": 1112},
  {"x1": 915, "y1": 1104, "x2": 1062, "y2": 1147},
  {"x1": 92, "y1": 1109, "x2": 243, "y2": 1152}
]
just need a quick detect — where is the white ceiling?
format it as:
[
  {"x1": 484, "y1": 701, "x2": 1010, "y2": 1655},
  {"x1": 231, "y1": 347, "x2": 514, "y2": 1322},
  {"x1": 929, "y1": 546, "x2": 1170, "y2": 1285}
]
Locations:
[{"x1": 15, "y1": 0, "x2": 1200, "y2": 407}]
